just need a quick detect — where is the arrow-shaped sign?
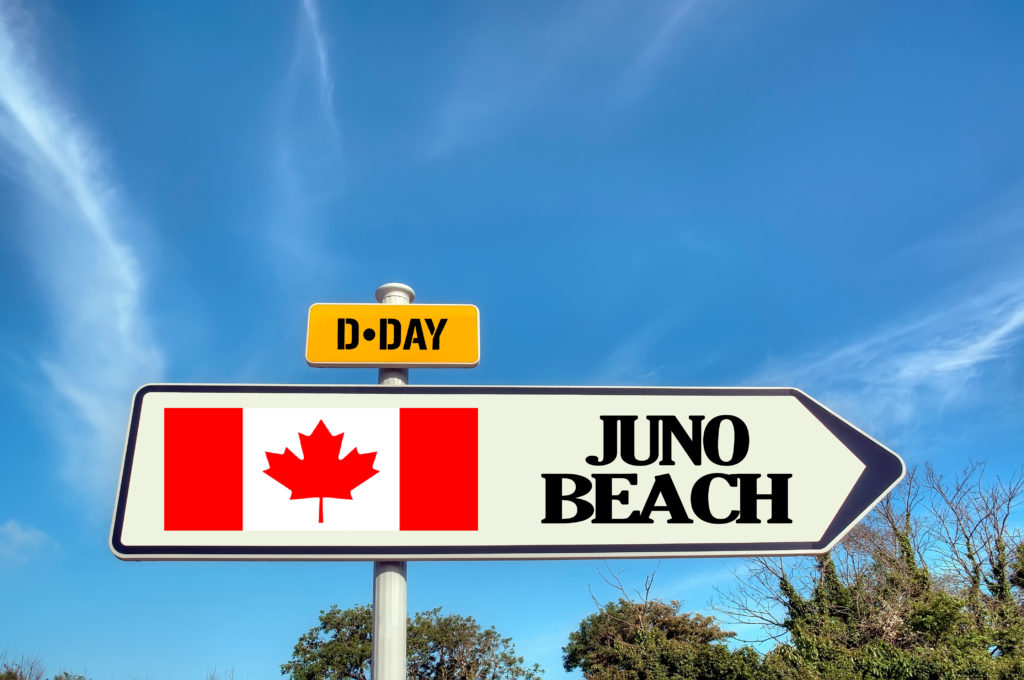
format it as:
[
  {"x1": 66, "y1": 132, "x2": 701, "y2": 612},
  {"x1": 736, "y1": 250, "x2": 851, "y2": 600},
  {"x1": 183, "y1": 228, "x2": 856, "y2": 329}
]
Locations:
[{"x1": 110, "y1": 385, "x2": 903, "y2": 560}]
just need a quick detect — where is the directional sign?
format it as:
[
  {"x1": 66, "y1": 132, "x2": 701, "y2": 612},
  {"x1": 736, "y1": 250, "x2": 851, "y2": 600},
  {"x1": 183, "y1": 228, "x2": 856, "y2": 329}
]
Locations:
[
  {"x1": 306, "y1": 303, "x2": 479, "y2": 368},
  {"x1": 110, "y1": 385, "x2": 903, "y2": 561}
]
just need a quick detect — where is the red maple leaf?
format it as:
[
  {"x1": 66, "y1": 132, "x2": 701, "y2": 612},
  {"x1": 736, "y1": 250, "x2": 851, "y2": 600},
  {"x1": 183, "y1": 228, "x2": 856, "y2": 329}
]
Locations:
[{"x1": 263, "y1": 420, "x2": 379, "y2": 523}]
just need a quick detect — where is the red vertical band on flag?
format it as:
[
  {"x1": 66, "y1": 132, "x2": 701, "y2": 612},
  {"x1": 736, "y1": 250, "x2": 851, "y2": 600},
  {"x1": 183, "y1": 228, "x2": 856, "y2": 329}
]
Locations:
[
  {"x1": 165, "y1": 408, "x2": 243, "y2": 530},
  {"x1": 399, "y1": 408, "x2": 478, "y2": 530}
]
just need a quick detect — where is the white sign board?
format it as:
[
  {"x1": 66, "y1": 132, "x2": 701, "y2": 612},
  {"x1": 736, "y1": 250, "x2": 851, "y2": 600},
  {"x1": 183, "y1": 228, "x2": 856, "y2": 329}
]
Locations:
[{"x1": 110, "y1": 385, "x2": 904, "y2": 560}]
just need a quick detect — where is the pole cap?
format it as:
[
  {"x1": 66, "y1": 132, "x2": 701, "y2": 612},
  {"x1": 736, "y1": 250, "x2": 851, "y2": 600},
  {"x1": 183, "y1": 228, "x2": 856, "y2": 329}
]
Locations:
[{"x1": 375, "y1": 283, "x2": 415, "y2": 305}]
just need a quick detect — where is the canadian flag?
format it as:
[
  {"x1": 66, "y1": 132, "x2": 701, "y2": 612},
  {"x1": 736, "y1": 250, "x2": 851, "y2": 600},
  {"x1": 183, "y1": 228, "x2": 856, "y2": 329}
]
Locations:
[{"x1": 163, "y1": 407, "x2": 477, "y2": 531}]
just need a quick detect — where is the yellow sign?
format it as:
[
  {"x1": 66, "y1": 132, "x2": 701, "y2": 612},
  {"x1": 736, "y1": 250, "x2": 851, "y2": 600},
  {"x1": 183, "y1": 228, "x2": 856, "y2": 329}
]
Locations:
[{"x1": 306, "y1": 303, "x2": 480, "y2": 367}]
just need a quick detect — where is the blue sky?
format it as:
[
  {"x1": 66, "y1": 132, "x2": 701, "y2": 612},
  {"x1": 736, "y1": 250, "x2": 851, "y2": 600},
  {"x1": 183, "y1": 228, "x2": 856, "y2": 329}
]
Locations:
[{"x1": 1, "y1": 0, "x2": 1023, "y2": 678}]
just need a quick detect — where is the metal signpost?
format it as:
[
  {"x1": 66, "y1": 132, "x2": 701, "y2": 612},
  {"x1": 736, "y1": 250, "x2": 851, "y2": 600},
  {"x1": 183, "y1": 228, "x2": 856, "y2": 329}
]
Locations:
[
  {"x1": 110, "y1": 283, "x2": 905, "y2": 680},
  {"x1": 372, "y1": 283, "x2": 413, "y2": 680}
]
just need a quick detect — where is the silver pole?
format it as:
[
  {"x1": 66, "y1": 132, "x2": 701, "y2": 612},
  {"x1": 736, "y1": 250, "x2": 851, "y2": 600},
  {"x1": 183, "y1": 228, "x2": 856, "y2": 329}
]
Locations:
[{"x1": 372, "y1": 282, "x2": 413, "y2": 680}]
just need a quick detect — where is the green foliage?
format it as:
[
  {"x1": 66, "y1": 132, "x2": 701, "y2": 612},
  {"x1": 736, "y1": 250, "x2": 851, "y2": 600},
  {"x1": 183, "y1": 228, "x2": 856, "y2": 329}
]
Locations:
[
  {"x1": 282, "y1": 604, "x2": 541, "y2": 680},
  {"x1": 570, "y1": 466, "x2": 1024, "y2": 680},
  {"x1": 408, "y1": 608, "x2": 541, "y2": 680},
  {"x1": 282, "y1": 604, "x2": 374, "y2": 680},
  {"x1": 777, "y1": 533, "x2": 1005, "y2": 678},
  {"x1": 0, "y1": 656, "x2": 89, "y2": 680},
  {"x1": 0, "y1": 654, "x2": 43, "y2": 680},
  {"x1": 760, "y1": 465, "x2": 1024, "y2": 679},
  {"x1": 563, "y1": 596, "x2": 757, "y2": 680}
]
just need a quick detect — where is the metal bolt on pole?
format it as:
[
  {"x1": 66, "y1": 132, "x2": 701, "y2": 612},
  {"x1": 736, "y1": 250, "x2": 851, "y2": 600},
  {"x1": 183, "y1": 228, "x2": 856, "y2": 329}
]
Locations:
[{"x1": 373, "y1": 282, "x2": 413, "y2": 680}]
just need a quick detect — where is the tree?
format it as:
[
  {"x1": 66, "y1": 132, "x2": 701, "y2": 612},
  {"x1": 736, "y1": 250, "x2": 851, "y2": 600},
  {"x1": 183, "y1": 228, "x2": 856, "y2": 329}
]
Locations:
[
  {"x1": 408, "y1": 608, "x2": 541, "y2": 680},
  {"x1": 713, "y1": 463, "x2": 1024, "y2": 679},
  {"x1": 0, "y1": 655, "x2": 90, "y2": 680},
  {"x1": 564, "y1": 569, "x2": 764, "y2": 680},
  {"x1": 564, "y1": 597, "x2": 749, "y2": 680},
  {"x1": 0, "y1": 655, "x2": 44, "y2": 680},
  {"x1": 281, "y1": 604, "x2": 541, "y2": 680},
  {"x1": 282, "y1": 604, "x2": 374, "y2": 680}
]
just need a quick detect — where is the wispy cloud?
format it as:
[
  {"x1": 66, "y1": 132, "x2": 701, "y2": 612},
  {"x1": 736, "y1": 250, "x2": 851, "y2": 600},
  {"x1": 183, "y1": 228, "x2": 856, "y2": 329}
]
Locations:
[
  {"x1": 264, "y1": 0, "x2": 344, "y2": 273},
  {"x1": 749, "y1": 277, "x2": 1024, "y2": 437},
  {"x1": 299, "y1": 0, "x2": 336, "y2": 127},
  {"x1": 620, "y1": 0, "x2": 701, "y2": 101},
  {"x1": 423, "y1": 0, "x2": 711, "y2": 157},
  {"x1": 0, "y1": 4, "x2": 162, "y2": 505},
  {"x1": 283, "y1": 0, "x2": 339, "y2": 150},
  {"x1": 885, "y1": 181, "x2": 1024, "y2": 283},
  {"x1": 633, "y1": 0, "x2": 700, "y2": 71},
  {"x1": 0, "y1": 519, "x2": 56, "y2": 566},
  {"x1": 591, "y1": 315, "x2": 673, "y2": 385},
  {"x1": 422, "y1": 3, "x2": 610, "y2": 158}
]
